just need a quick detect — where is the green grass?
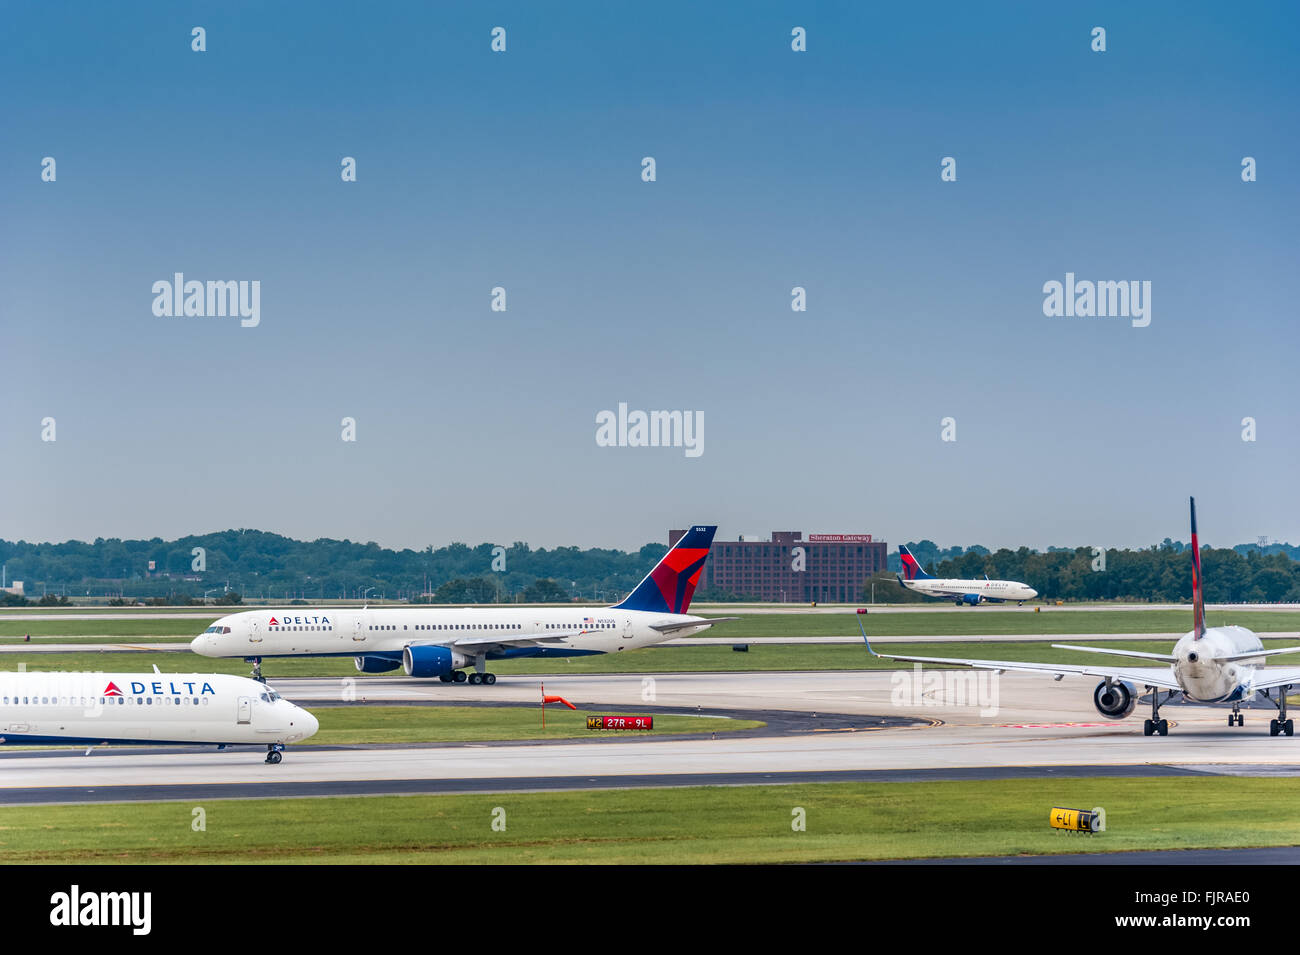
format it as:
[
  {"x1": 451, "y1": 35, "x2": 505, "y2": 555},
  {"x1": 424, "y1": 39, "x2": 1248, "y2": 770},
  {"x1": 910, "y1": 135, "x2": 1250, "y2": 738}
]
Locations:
[
  {"x1": 1, "y1": 777, "x2": 1294, "y2": 864},
  {"x1": 4, "y1": 638, "x2": 1297, "y2": 677},
  {"x1": 305, "y1": 705, "x2": 761, "y2": 744},
  {"x1": 0, "y1": 620, "x2": 215, "y2": 638},
  {"x1": 3, "y1": 608, "x2": 1297, "y2": 642},
  {"x1": 700, "y1": 608, "x2": 1300, "y2": 638}
]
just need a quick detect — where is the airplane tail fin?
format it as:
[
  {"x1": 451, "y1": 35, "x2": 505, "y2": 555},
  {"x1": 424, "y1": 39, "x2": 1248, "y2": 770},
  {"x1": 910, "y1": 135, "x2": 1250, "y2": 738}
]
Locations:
[
  {"x1": 612, "y1": 525, "x2": 717, "y2": 614},
  {"x1": 1190, "y1": 497, "x2": 1206, "y2": 639},
  {"x1": 898, "y1": 545, "x2": 934, "y2": 581}
]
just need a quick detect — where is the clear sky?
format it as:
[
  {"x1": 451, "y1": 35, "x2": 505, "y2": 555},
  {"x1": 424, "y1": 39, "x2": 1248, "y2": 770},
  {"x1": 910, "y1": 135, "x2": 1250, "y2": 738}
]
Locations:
[{"x1": 2, "y1": 1, "x2": 1296, "y2": 553}]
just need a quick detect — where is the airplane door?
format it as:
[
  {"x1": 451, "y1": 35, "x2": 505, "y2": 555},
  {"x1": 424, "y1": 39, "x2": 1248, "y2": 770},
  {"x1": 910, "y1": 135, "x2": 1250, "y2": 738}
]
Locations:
[
  {"x1": 236, "y1": 697, "x2": 252, "y2": 724},
  {"x1": 353, "y1": 618, "x2": 365, "y2": 641},
  {"x1": 249, "y1": 619, "x2": 262, "y2": 644}
]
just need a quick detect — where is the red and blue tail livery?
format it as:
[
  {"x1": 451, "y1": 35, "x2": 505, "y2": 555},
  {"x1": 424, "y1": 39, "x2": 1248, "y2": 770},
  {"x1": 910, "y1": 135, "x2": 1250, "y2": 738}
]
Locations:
[
  {"x1": 613, "y1": 525, "x2": 717, "y2": 614},
  {"x1": 898, "y1": 544, "x2": 933, "y2": 581}
]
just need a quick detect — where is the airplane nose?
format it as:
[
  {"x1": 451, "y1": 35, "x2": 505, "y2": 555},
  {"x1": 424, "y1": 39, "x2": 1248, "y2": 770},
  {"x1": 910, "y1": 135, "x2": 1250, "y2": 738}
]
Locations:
[
  {"x1": 296, "y1": 708, "x2": 320, "y2": 740},
  {"x1": 190, "y1": 634, "x2": 211, "y2": 655}
]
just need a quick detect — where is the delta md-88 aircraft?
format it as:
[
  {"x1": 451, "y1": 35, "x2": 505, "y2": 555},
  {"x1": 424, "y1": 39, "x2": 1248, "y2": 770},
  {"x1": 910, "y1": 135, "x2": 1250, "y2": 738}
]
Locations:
[
  {"x1": 897, "y1": 544, "x2": 1038, "y2": 605},
  {"x1": 863, "y1": 499, "x2": 1300, "y2": 736},
  {"x1": 0, "y1": 671, "x2": 318, "y2": 762},
  {"x1": 191, "y1": 525, "x2": 730, "y2": 684}
]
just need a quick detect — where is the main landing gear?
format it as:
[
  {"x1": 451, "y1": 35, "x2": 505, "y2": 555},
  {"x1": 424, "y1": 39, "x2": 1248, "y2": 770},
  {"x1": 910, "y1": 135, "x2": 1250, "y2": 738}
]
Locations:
[
  {"x1": 436, "y1": 670, "x2": 497, "y2": 685},
  {"x1": 1265, "y1": 685, "x2": 1294, "y2": 737},
  {"x1": 1143, "y1": 685, "x2": 1170, "y2": 736},
  {"x1": 265, "y1": 744, "x2": 284, "y2": 765},
  {"x1": 447, "y1": 654, "x2": 498, "y2": 685}
]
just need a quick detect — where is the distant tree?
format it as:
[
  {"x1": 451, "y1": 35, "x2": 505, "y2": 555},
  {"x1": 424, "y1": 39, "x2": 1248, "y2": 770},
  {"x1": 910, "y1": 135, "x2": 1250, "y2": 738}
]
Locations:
[
  {"x1": 215, "y1": 591, "x2": 243, "y2": 605},
  {"x1": 522, "y1": 578, "x2": 571, "y2": 603},
  {"x1": 433, "y1": 577, "x2": 500, "y2": 604},
  {"x1": 37, "y1": 594, "x2": 70, "y2": 606}
]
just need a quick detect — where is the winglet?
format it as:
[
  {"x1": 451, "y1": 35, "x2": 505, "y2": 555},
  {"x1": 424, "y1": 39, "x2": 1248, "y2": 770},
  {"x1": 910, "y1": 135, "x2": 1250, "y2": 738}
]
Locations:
[
  {"x1": 1190, "y1": 497, "x2": 1206, "y2": 639},
  {"x1": 855, "y1": 608, "x2": 881, "y2": 657}
]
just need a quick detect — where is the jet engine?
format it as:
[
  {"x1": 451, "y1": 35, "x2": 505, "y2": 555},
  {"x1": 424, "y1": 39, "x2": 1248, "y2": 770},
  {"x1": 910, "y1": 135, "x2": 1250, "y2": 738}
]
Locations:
[
  {"x1": 354, "y1": 655, "x2": 402, "y2": 673},
  {"x1": 403, "y1": 644, "x2": 470, "y2": 678},
  {"x1": 958, "y1": 593, "x2": 983, "y2": 606},
  {"x1": 1093, "y1": 680, "x2": 1137, "y2": 719}
]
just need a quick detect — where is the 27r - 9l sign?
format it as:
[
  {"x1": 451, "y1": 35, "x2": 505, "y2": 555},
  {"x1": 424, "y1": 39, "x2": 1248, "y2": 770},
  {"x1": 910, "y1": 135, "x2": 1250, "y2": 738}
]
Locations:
[{"x1": 586, "y1": 715, "x2": 654, "y2": 730}]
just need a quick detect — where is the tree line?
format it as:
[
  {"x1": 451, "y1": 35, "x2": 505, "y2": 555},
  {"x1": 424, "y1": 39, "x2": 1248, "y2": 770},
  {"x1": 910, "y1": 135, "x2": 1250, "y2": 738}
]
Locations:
[{"x1": 2, "y1": 529, "x2": 1298, "y2": 604}]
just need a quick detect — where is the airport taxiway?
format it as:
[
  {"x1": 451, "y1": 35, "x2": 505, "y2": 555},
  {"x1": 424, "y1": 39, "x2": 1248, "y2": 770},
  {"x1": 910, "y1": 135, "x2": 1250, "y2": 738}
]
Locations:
[{"x1": 0, "y1": 669, "x2": 1296, "y2": 805}]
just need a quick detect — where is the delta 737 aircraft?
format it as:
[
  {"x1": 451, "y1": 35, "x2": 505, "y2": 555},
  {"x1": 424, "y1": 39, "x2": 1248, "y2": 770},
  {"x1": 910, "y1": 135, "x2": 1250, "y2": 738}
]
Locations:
[
  {"x1": 192, "y1": 525, "x2": 732, "y2": 684},
  {"x1": 863, "y1": 500, "x2": 1300, "y2": 736},
  {"x1": 897, "y1": 544, "x2": 1038, "y2": 606}
]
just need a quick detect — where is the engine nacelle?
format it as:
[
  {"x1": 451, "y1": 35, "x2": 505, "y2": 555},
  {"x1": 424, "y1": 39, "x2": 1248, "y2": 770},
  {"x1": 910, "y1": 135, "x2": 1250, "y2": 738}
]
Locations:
[
  {"x1": 402, "y1": 644, "x2": 470, "y2": 678},
  {"x1": 354, "y1": 655, "x2": 402, "y2": 673},
  {"x1": 1093, "y1": 680, "x2": 1137, "y2": 719},
  {"x1": 959, "y1": 593, "x2": 983, "y2": 606}
]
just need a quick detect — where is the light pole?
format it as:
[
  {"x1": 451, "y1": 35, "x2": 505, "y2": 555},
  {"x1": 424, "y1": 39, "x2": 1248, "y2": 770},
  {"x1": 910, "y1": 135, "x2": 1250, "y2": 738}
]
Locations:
[{"x1": 363, "y1": 586, "x2": 376, "y2": 605}]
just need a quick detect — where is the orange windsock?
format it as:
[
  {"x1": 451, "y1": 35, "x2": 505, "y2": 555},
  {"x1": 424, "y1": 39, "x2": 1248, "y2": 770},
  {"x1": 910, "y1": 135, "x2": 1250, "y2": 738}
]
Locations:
[{"x1": 541, "y1": 683, "x2": 577, "y2": 709}]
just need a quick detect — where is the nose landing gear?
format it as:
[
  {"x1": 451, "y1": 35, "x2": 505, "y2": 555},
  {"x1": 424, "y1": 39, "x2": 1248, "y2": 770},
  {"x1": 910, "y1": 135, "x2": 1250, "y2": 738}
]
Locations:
[
  {"x1": 265, "y1": 744, "x2": 284, "y2": 764},
  {"x1": 1228, "y1": 704, "x2": 1244, "y2": 727},
  {"x1": 248, "y1": 657, "x2": 266, "y2": 684}
]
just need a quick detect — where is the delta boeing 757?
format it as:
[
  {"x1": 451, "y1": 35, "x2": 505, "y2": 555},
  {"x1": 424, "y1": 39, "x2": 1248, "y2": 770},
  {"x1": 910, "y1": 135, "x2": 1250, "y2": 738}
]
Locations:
[
  {"x1": 863, "y1": 499, "x2": 1300, "y2": 736},
  {"x1": 191, "y1": 525, "x2": 731, "y2": 683}
]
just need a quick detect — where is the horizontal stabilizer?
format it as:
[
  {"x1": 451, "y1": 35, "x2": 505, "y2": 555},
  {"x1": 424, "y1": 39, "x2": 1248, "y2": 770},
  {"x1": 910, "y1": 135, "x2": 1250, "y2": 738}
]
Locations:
[
  {"x1": 1216, "y1": 645, "x2": 1300, "y2": 664},
  {"x1": 1050, "y1": 643, "x2": 1177, "y2": 662}
]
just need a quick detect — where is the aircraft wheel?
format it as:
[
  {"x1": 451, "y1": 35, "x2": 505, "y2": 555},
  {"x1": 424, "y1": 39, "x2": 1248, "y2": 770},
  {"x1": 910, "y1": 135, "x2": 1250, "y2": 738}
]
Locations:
[
  {"x1": 439, "y1": 673, "x2": 453, "y2": 683},
  {"x1": 1270, "y1": 720, "x2": 1280, "y2": 737},
  {"x1": 468, "y1": 672, "x2": 483, "y2": 685},
  {"x1": 1286, "y1": 720, "x2": 1295, "y2": 736},
  {"x1": 1157, "y1": 720, "x2": 1169, "y2": 736},
  {"x1": 485, "y1": 673, "x2": 497, "y2": 685},
  {"x1": 453, "y1": 670, "x2": 467, "y2": 683},
  {"x1": 266, "y1": 750, "x2": 282, "y2": 765},
  {"x1": 1143, "y1": 719, "x2": 1154, "y2": 736}
]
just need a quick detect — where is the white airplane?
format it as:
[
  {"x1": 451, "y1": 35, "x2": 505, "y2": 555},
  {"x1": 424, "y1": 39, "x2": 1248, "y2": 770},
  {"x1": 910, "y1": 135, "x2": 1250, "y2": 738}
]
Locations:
[
  {"x1": 0, "y1": 670, "x2": 318, "y2": 762},
  {"x1": 191, "y1": 525, "x2": 731, "y2": 684},
  {"x1": 896, "y1": 544, "x2": 1038, "y2": 605},
  {"x1": 863, "y1": 499, "x2": 1300, "y2": 736}
]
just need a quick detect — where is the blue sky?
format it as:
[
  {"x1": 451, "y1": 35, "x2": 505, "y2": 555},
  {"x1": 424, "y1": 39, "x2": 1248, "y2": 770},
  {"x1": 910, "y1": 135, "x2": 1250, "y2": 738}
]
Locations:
[{"x1": 2, "y1": 1, "x2": 1297, "y2": 552}]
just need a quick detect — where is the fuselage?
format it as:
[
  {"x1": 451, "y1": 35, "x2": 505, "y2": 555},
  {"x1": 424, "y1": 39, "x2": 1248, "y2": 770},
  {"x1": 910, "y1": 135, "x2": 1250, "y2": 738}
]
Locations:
[
  {"x1": 191, "y1": 606, "x2": 715, "y2": 663},
  {"x1": 0, "y1": 671, "x2": 318, "y2": 746},
  {"x1": 1171, "y1": 625, "x2": 1265, "y2": 703},
  {"x1": 902, "y1": 577, "x2": 1038, "y2": 603}
]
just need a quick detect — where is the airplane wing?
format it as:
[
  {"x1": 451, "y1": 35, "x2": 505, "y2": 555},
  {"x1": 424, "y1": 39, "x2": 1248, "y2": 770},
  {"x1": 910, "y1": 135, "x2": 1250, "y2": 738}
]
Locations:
[
  {"x1": 869, "y1": 648, "x2": 1183, "y2": 691},
  {"x1": 855, "y1": 614, "x2": 1182, "y2": 690},
  {"x1": 1251, "y1": 668, "x2": 1300, "y2": 692},
  {"x1": 406, "y1": 630, "x2": 585, "y2": 652}
]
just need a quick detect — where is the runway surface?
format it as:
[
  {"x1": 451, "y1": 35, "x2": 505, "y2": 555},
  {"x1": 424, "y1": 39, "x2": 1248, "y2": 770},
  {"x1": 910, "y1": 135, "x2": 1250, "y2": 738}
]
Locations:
[{"x1": 1, "y1": 669, "x2": 1297, "y2": 805}]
